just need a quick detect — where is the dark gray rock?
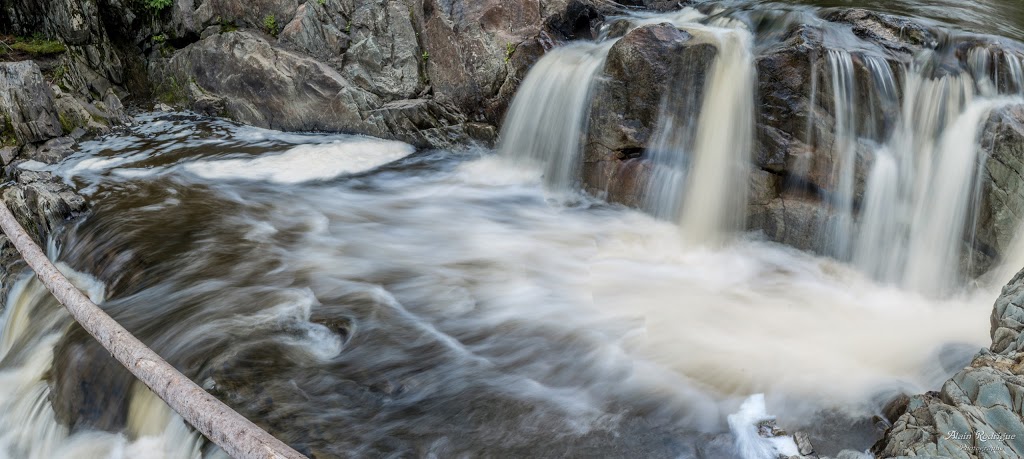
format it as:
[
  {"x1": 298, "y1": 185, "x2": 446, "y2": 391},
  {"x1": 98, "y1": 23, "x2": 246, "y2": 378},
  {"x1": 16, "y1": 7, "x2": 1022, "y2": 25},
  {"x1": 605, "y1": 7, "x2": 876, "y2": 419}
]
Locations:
[
  {"x1": 582, "y1": 23, "x2": 715, "y2": 208},
  {"x1": 977, "y1": 105, "x2": 1024, "y2": 276},
  {"x1": 341, "y1": 0, "x2": 423, "y2": 100}
]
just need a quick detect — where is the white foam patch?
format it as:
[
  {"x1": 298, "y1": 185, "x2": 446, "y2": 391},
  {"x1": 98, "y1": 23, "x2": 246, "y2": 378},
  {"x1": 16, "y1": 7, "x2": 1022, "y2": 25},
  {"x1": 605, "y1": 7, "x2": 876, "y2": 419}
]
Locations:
[
  {"x1": 183, "y1": 138, "x2": 415, "y2": 184},
  {"x1": 17, "y1": 160, "x2": 51, "y2": 172},
  {"x1": 728, "y1": 394, "x2": 800, "y2": 459}
]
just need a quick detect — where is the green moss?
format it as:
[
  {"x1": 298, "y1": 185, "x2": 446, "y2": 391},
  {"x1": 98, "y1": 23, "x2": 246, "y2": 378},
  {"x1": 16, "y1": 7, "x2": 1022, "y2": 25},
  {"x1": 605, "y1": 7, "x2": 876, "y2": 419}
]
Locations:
[
  {"x1": 152, "y1": 34, "x2": 166, "y2": 44},
  {"x1": 142, "y1": 0, "x2": 173, "y2": 10},
  {"x1": 157, "y1": 75, "x2": 186, "y2": 106},
  {"x1": 58, "y1": 112, "x2": 75, "y2": 135},
  {"x1": 263, "y1": 14, "x2": 279, "y2": 37},
  {"x1": 0, "y1": 115, "x2": 17, "y2": 147},
  {"x1": 505, "y1": 42, "x2": 516, "y2": 63},
  {"x1": 4, "y1": 38, "x2": 66, "y2": 56},
  {"x1": 421, "y1": 50, "x2": 429, "y2": 63},
  {"x1": 217, "y1": 17, "x2": 239, "y2": 34}
]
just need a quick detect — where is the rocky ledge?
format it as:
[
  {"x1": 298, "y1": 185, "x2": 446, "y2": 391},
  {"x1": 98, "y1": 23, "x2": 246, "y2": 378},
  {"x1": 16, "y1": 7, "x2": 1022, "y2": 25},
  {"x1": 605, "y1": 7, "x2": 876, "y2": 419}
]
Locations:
[
  {"x1": 870, "y1": 270, "x2": 1024, "y2": 458},
  {"x1": 0, "y1": 170, "x2": 88, "y2": 301}
]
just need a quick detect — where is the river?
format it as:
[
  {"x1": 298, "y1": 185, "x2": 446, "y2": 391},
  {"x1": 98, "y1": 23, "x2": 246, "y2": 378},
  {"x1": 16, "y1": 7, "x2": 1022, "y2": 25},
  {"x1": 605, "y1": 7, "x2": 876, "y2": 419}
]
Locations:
[{"x1": 1, "y1": 2, "x2": 1023, "y2": 459}]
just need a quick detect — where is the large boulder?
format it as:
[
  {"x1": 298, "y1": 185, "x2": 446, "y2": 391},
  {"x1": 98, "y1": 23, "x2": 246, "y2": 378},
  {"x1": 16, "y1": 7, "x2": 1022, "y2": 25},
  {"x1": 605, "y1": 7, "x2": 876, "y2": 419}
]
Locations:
[
  {"x1": 977, "y1": 105, "x2": 1024, "y2": 273},
  {"x1": 582, "y1": 23, "x2": 716, "y2": 206},
  {"x1": 153, "y1": 30, "x2": 473, "y2": 148}
]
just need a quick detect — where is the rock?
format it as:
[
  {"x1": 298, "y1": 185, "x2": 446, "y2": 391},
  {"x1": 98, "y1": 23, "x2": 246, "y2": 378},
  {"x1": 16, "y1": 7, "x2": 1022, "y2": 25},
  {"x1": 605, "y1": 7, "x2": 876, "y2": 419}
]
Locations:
[
  {"x1": 31, "y1": 136, "x2": 77, "y2": 164},
  {"x1": 194, "y1": 0, "x2": 301, "y2": 35},
  {"x1": 341, "y1": 0, "x2": 423, "y2": 100},
  {"x1": 977, "y1": 105, "x2": 1024, "y2": 276},
  {"x1": 0, "y1": 170, "x2": 88, "y2": 301},
  {"x1": 417, "y1": 0, "x2": 622, "y2": 124},
  {"x1": 0, "y1": 147, "x2": 18, "y2": 166},
  {"x1": 0, "y1": 61, "x2": 63, "y2": 145},
  {"x1": 582, "y1": 23, "x2": 716, "y2": 208},
  {"x1": 585, "y1": 24, "x2": 712, "y2": 163},
  {"x1": 747, "y1": 193, "x2": 837, "y2": 255},
  {"x1": 155, "y1": 30, "x2": 479, "y2": 147},
  {"x1": 874, "y1": 269, "x2": 1024, "y2": 457},
  {"x1": 824, "y1": 9, "x2": 937, "y2": 54},
  {"x1": 279, "y1": 0, "x2": 351, "y2": 64},
  {"x1": 795, "y1": 431, "x2": 815, "y2": 456}
]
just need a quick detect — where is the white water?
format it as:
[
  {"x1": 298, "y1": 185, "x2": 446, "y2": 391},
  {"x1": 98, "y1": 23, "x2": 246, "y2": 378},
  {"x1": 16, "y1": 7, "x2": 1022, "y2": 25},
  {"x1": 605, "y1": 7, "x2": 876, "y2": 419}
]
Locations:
[
  {"x1": 183, "y1": 138, "x2": 414, "y2": 184},
  {"x1": 498, "y1": 42, "x2": 614, "y2": 193},
  {"x1": 727, "y1": 394, "x2": 800, "y2": 459},
  {"x1": 643, "y1": 15, "x2": 756, "y2": 245},
  {"x1": 844, "y1": 51, "x2": 1024, "y2": 292},
  {"x1": 0, "y1": 268, "x2": 212, "y2": 459},
  {"x1": 824, "y1": 50, "x2": 858, "y2": 259}
]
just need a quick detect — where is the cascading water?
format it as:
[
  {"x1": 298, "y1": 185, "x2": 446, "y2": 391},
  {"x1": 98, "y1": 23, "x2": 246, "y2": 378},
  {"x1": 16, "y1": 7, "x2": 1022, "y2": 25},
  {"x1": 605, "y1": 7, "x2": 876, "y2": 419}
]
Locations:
[
  {"x1": 830, "y1": 48, "x2": 1024, "y2": 292},
  {"x1": 0, "y1": 266, "x2": 210, "y2": 459},
  {"x1": 644, "y1": 17, "x2": 756, "y2": 245},
  {"x1": 4, "y1": 3, "x2": 1024, "y2": 459},
  {"x1": 823, "y1": 49, "x2": 858, "y2": 260},
  {"x1": 497, "y1": 42, "x2": 614, "y2": 193}
]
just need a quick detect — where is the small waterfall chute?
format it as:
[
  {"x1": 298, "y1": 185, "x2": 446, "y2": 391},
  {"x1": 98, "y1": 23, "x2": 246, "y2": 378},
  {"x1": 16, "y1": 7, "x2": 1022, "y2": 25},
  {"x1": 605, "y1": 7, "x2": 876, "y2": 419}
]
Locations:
[{"x1": 498, "y1": 42, "x2": 615, "y2": 193}]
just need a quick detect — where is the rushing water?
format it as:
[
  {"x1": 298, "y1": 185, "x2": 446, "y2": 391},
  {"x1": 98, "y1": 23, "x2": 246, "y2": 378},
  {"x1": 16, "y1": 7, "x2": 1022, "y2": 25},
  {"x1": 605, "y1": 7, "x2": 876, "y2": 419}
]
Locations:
[
  {"x1": 2, "y1": 2, "x2": 1024, "y2": 459},
  {"x1": 0, "y1": 112, "x2": 1001, "y2": 458}
]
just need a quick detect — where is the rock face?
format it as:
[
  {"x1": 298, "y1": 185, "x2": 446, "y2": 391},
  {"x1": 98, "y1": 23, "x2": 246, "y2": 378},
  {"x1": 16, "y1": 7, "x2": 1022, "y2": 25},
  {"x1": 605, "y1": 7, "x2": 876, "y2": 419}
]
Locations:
[
  {"x1": 576, "y1": 7, "x2": 1024, "y2": 272},
  {"x1": 583, "y1": 23, "x2": 715, "y2": 206},
  {"x1": 0, "y1": 170, "x2": 88, "y2": 301},
  {"x1": 874, "y1": 269, "x2": 1024, "y2": 457},
  {"x1": 978, "y1": 105, "x2": 1024, "y2": 269},
  {"x1": 0, "y1": 61, "x2": 124, "y2": 167},
  {"x1": 153, "y1": 30, "x2": 472, "y2": 147},
  {"x1": 141, "y1": 0, "x2": 631, "y2": 147},
  {"x1": 0, "y1": 61, "x2": 63, "y2": 145}
]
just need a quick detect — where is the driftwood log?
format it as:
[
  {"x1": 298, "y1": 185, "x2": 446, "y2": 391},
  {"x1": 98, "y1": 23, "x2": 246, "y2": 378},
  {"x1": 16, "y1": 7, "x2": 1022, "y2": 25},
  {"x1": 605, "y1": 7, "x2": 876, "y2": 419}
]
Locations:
[{"x1": 0, "y1": 200, "x2": 307, "y2": 459}]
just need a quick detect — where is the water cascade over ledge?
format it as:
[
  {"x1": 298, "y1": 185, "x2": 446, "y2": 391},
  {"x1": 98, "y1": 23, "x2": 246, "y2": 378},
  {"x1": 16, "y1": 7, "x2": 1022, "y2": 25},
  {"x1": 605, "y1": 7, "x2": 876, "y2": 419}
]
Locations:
[
  {"x1": 499, "y1": 5, "x2": 1024, "y2": 293},
  {"x1": 3, "y1": 2, "x2": 1024, "y2": 458}
]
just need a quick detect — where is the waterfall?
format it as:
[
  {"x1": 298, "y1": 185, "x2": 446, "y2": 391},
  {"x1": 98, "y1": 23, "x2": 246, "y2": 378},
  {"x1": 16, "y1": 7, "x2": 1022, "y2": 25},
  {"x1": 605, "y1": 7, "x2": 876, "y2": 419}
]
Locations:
[
  {"x1": 824, "y1": 50, "x2": 858, "y2": 260},
  {"x1": 844, "y1": 49, "x2": 1024, "y2": 292},
  {"x1": 644, "y1": 20, "x2": 756, "y2": 245},
  {"x1": 902, "y1": 98, "x2": 1012, "y2": 292},
  {"x1": 498, "y1": 42, "x2": 614, "y2": 193},
  {"x1": 0, "y1": 268, "x2": 207, "y2": 459}
]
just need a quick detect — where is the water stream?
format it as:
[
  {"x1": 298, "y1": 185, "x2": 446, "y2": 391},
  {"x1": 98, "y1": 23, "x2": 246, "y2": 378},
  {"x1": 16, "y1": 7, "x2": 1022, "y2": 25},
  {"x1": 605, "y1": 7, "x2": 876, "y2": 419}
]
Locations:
[{"x1": 2, "y1": 2, "x2": 1024, "y2": 459}]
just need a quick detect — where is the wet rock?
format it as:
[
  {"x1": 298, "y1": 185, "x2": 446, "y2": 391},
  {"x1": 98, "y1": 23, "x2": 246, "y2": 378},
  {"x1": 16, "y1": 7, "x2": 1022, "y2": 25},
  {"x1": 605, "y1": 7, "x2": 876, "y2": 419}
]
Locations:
[
  {"x1": 747, "y1": 193, "x2": 836, "y2": 255},
  {"x1": 0, "y1": 61, "x2": 63, "y2": 145},
  {"x1": 875, "y1": 269, "x2": 1024, "y2": 457},
  {"x1": 0, "y1": 170, "x2": 88, "y2": 300},
  {"x1": 977, "y1": 105, "x2": 1024, "y2": 276},
  {"x1": 824, "y1": 9, "x2": 937, "y2": 54},
  {"x1": 586, "y1": 24, "x2": 711, "y2": 162},
  {"x1": 582, "y1": 23, "x2": 715, "y2": 207},
  {"x1": 417, "y1": 0, "x2": 623, "y2": 125},
  {"x1": 31, "y1": 137, "x2": 77, "y2": 164}
]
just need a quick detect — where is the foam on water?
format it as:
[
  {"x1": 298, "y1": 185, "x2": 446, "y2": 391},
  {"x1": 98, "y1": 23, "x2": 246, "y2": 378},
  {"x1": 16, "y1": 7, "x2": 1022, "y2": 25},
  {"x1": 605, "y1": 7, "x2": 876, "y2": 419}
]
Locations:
[{"x1": 184, "y1": 139, "x2": 415, "y2": 184}]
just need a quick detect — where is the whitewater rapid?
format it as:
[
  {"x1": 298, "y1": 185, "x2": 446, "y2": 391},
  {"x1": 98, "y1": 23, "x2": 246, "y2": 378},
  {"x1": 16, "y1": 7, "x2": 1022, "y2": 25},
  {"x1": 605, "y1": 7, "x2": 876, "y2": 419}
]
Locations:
[{"x1": 0, "y1": 112, "x2": 1009, "y2": 457}]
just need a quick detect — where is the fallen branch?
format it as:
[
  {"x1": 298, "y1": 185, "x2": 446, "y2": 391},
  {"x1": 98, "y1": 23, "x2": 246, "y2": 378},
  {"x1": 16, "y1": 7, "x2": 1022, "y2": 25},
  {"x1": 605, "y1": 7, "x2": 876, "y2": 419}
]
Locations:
[{"x1": 0, "y1": 200, "x2": 306, "y2": 459}]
